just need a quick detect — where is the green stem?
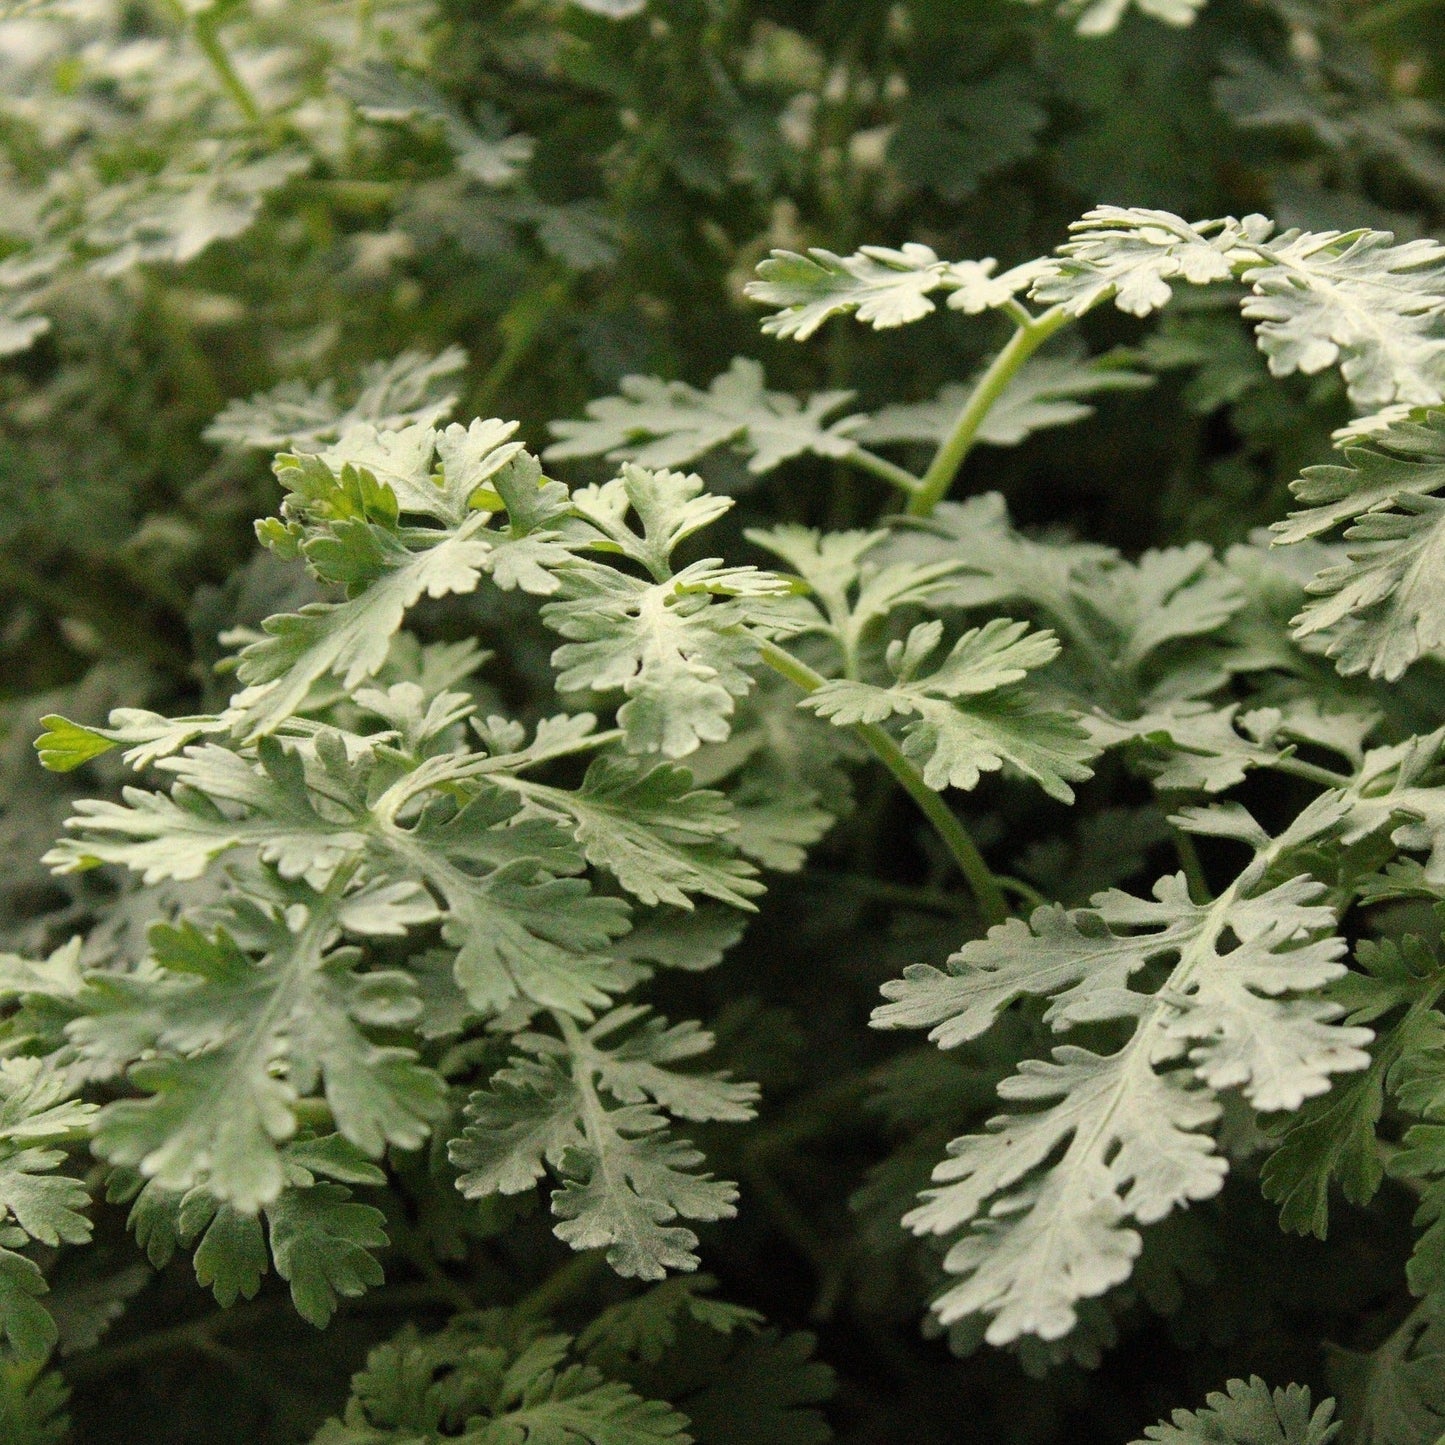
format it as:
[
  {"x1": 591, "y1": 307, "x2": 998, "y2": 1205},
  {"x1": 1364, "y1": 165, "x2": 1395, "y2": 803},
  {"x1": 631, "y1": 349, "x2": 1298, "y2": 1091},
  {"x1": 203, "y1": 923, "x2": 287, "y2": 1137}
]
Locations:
[
  {"x1": 388, "y1": 1213, "x2": 476, "y2": 1314},
  {"x1": 1272, "y1": 755, "x2": 1354, "y2": 789},
  {"x1": 742, "y1": 1073, "x2": 874, "y2": 1159},
  {"x1": 291, "y1": 1098, "x2": 334, "y2": 1131},
  {"x1": 0, "y1": 557, "x2": 189, "y2": 672},
  {"x1": 801, "y1": 871, "x2": 967, "y2": 915},
  {"x1": 843, "y1": 446, "x2": 921, "y2": 498},
  {"x1": 1170, "y1": 825, "x2": 1212, "y2": 903},
  {"x1": 474, "y1": 277, "x2": 573, "y2": 418},
  {"x1": 290, "y1": 179, "x2": 397, "y2": 210},
  {"x1": 757, "y1": 638, "x2": 1007, "y2": 925},
  {"x1": 906, "y1": 305, "x2": 1073, "y2": 518},
  {"x1": 997, "y1": 874, "x2": 1048, "y2": 910},
  {"x1": 190, "y1": 8, "x2": 264, "y2": 124},
  {"x1": 510, "y1": 1246, "x2": 607, "y2": 1322},
  {"x1": 735, "y1": 1151, "x2": 846, "y2": 1318}
]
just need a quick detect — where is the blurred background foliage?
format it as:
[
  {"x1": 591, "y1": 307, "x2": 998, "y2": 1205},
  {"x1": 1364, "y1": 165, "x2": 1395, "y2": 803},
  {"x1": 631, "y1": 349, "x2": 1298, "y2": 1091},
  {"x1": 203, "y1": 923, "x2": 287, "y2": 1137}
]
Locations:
[{"x1": 2, "y1": 0, "x2": 1445, "y2": 1440}]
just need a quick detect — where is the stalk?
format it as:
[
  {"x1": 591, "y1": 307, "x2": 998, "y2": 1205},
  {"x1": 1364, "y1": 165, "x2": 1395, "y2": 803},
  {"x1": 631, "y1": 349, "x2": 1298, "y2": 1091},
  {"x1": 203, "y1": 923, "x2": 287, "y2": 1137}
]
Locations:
[
  {"x1": 844, "y1": 446, "x2": 923, "y2": 498},
  {"x1": 757, "y1": 638, "x2": 1006, "y2": 925},
  {"x1": 192, "y1": 8, "x2": 264, "y2": 124},
  {"x1": 1272, "y1": 755, "x2": 1354, "y2": 789},
  {"x1": 154, "y1": 0, "x2": 264, "y2": 124},
  {"x1": 906, "y1": 304, "x2": 1073, "y2": 518}
]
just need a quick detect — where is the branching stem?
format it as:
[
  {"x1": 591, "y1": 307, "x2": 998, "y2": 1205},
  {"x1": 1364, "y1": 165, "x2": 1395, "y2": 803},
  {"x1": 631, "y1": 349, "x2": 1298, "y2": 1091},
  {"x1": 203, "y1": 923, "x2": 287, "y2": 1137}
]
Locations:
[
  {"x1": 63, "y1": 1283, "x2": 458, "y2": 1384},
  {"x1": 155, "y1": 0, "x2": 264, "y2": 123},
  {"x1": 907, "y1": 305, "x2": 1073, "y2": 518},
  {"x1": 844, "y1": 446, "x2": 921, "y2": 497},
  {"x1": 1272, "y1": 755, "x2": 1355, "y2": 789},
  {"x1": 757, "y1": 638, "x2": 1006, "y2": 925}
]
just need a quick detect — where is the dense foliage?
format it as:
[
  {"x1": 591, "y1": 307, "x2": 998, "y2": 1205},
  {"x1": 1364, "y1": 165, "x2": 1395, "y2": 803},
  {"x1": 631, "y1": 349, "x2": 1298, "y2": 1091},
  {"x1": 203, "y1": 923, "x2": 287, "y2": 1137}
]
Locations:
[{"x1": 4, "y1": 0, "x2": 1445, "y2": 1442}]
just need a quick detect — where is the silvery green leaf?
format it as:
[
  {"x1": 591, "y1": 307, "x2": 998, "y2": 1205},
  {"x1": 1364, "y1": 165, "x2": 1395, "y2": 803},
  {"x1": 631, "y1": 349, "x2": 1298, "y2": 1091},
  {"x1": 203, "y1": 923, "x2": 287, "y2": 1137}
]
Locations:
[
  {"x1": 1016, "y1": 0, "x2": 1205, "y2": 33},
  {"x1": 206, "y1": 349, "x2": 467, "y2": 451},
  {"x1": 804, "y1": 619, "x2": 1095, "y2": 803},
  {"x1": 78, "y1": 899, "x2": 444, "y2": 1213},
  {"x1": 452, "y1": 1011, "x2": 750, "y2": 1279},
  {"x1": 1031, "y1": 208, "x2": 1263, "y2": 318},
  {"x1": 546, "y1": 357, "x2": 864, "y2": 475},
  {"x1": 333, "y1": 62, "x2": 533, "y2": 187},
  {"x1": 876, "y1": 810, "x2": 1368, "y2": 1344},
  {"x1": 1274, "y1": 411, "x2": 1445, "y2": 679},
  {"x1": 543, "y1": 538, "x2": 794, "y2": 760},
  {"x1": 1086, "y1": 701, "x2": 1285, "y2": 793},
  {"x1": 503, "y1": 756, "x2": 762, "y2": 910},
  {"x1": 747, "y1": 243, "x2": 957, "y2": 340},
  {"x1": 85, "y1": 145, "x2": 310, "y2": 278},
  {"x1": 1240, "y1": 230, "x2": 1445, "y2": 410},
  {"x1": 1135, "y1": 1378, "x2": 1341, "y2": 1445}
]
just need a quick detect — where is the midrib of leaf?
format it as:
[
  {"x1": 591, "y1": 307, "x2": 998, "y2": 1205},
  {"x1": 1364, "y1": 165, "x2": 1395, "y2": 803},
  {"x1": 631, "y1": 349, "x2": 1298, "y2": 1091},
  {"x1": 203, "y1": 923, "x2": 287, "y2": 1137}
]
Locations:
[
  {"x1": 955, "y1": 829, "x2": 1327, "y2": 1325},
  {"x1": 363, "y1": 820, "x2": 514, "y2": 957},
  {"x1": 130, "y1": 861, "x2": 357, "y2": 1199},
  {"x1": 491, "y1": 774, "x2": 758, "y2": 910},
  {"x1": 557, "y1": 1013, "x2": 635, "y2": 1241},
  {"x1": 218, "y1": 864, "x2": 355, "y2": 1106},
  {"x1": 464, "y1": 729, "x2": 625, "y2": 778},
  {"x1": 1005, "y1": 882, "x2": 1233, "y2": 1298},
  {"x1": 234, "y1": 516, "x2": 493, "y2": 738}
]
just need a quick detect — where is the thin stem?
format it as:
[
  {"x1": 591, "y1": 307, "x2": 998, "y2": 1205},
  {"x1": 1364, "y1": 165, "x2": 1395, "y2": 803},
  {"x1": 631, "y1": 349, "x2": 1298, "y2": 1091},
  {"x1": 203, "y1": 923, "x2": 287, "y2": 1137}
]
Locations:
[
  {"x1": 907, "y1": 305, "x2": 1073, "y2": 518},
  {"x1": 742, "y1": 1073, "x2": 874, "y2": 1159},
  {"x1": 388, "y1": 1213, "x2": 476, "y2": 1314},
  {"x1": 475, "y1": 277, "x2": 573, "y2": 417},
  {"x1": 1272, "y1": 755, "x2": 1354, "y2": 789},
  {"x1": 190, "y1": 9, "x2": 264, "y2": 124},
  {"x1": 843, "y1": 446, "x2": 921, "y2": 497},
  {"x1": 511, "y1": 1248, "x2": 607, "y2": 1322},
  {"x1": 801, "y1": 870, "x2": 967, "y2": 915},
  {"x1": 63, "y1": 1283, "x2": 457, "y2": 1384},
  {"x1": 1170, "y1": 826, "x2": 1212, "y2": 903},
  {"x1": 757, "y1": 638, "x2": 1007, "y2": 925},
  {"x1": 997, "y1": 874, "x2": 1048, "y2": 911},
  {"x1": 0, "y1": 558, "x2": 189, "y2": 672}
]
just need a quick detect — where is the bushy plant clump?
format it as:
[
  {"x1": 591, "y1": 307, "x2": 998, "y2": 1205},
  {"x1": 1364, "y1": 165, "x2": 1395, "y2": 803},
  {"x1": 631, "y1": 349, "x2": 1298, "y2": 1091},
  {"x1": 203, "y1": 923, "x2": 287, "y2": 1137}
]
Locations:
[{"x1": 3, "y1": 2, "x2": 1445, "y2": 1443}]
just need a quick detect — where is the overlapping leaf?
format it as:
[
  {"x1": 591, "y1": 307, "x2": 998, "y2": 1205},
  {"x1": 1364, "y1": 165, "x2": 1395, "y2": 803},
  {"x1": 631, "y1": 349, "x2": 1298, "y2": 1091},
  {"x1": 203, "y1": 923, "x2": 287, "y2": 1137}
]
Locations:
[
  {"x1": 546, "y1": 358, "x2": 865, "y2": 476},
  {"x1": 0, "y1": 1060, "x2": 94, "y2": 1359},
  {"x1": 206, "y1": 349, "x2": 468, "y2": 451},
  {"x1": 313, "y1": 1311, "x2": 689, "y2": 1444},
  {"x1": 544, "y1": 466, "x2": 795, "y2": 758},
  {"x1": 116, "y1": 1133, "x2": 389, "y2": 1327},
  {"x1": 1136, "y1": 1378, "x2": 1340, "y2": 1445},
  {"x1": 747, "y1": 244, "x2": 1040, "y2": 340},
  {"x1": 232, "y1": 428, "x2": 571, "y2": 738},
  {"x1": 803, "y1": 619, "x2": 1095, "y2": 802},
  {"x1": 71, "y1": 889, "x2": 444, "y2": 1211},
  {"x1": 856, "y1": 351, "x2": 1151, "y2": 450}
]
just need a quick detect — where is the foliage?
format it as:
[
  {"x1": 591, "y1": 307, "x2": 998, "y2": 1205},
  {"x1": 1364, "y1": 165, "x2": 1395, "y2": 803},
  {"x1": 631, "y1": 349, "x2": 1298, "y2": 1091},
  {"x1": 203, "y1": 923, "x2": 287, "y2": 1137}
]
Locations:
[{"x1": 2, "y1": 2, "x2": 1445, "y2": 1444}]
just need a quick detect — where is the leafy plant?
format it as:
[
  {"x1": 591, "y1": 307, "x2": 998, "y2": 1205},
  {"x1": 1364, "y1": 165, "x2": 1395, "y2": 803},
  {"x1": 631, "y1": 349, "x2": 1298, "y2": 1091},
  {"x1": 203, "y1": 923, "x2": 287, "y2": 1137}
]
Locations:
[{"x1": 3, "y1": 1, "x2": 1445, "y2": 1444}]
